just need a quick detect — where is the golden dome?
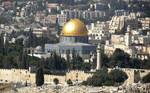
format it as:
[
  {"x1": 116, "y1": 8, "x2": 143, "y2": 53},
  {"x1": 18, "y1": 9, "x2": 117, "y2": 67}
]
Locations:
[{"x1": 61, "y1": 19, "x2": 88, "y2": 36}]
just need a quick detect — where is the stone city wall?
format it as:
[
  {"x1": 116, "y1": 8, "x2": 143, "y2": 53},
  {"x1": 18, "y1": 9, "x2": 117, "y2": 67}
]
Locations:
[
  {"x1": 0, "y1": 69, "x2": 92, "y2": 84},
  {"x1": 0, "y1": 68, "x2": 149, "y2": 85}
]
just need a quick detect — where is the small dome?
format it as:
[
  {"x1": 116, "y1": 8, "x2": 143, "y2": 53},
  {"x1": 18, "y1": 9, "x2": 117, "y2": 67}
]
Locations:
[
  {"x1": 35, "y1": 46, "x2": 42, "y2": 51},
  {"x1": 61, "y1": 19, "x2": 88, "y2": 36}
]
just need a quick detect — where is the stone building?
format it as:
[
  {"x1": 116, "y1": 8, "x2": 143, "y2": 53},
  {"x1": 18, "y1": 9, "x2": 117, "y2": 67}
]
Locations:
[
  {"x1": 88, "y1": 21, "x2": 110, "y2": 44},
  {"x1": 109, "y1": 15, "x2": 138, "y2": 33},
  {"x1": 105, "y1": 26, "x2": 150, "y2": 60},
  {"x1": 61, "y1": 9, "x2": 107, "y2": 21}
]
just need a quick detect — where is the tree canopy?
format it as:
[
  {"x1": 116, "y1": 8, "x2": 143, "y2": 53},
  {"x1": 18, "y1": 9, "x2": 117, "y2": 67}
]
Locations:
[
  {"x1": 36, "y1": 67, "x2": 44, "y2": 86},
  {"x1": 82, "y1": 68, "x2": 128, "y2": 86},
  {"x1": 109, "y1": 48, "x2": 130, "y2": 68},
  {"x1": 53, "y1": 78, "x2": 59, "y2": 85},
  {"x1": 109, "y1": 69, "x2": 128, "y2": 83},
  {"x1": 142, "y1": 73, "x2": 150, "y2": 83}
]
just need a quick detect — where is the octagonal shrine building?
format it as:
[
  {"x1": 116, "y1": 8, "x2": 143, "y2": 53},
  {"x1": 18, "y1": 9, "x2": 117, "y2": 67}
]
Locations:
[{"x1": 45, "y1": 19, "x2": 96, "y2": 60}]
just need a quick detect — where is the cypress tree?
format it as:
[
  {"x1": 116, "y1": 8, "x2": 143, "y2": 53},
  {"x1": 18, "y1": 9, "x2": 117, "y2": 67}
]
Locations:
[{"x1": 36, "y1": 67, "x2": 44, "y2": 86}]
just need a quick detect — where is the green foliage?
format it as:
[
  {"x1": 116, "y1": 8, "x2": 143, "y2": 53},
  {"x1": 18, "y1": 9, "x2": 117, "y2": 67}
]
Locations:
[
  {"x1": 102, "y1": 80, "x2": 115, "y2": 86},
  {"x1": 67, "y1": 79, "x2": 73, "y2": 86},
  {"x1": 70, "y1": 54, "x2": 83, "y2": 70},
  {"x1": 26, "y1": 31, "x2": 59, "y2": 48},
  {"x1": 1, "y1": 31, "x2": 59, "y2": 70},
  {"x1": 129, "y1": 58, "x2": 142, "y2": 69},
  {"x1": 83, "y1": 68, "x2": 112, "y2": 86},
  {"x1": 27, "y1": 56, "x2": 40, "y2": 67},
  {"x1": 104, "y1": 48, "x2": 150, "y2": 69},
  {"x1": 0, "y1": 35, "x2": 22, "y2": 68},
  {"x1": 82, "y1": 68, "x2": 128, "y2": 86},
  {"x1": 109, "y1": 69, "x2": 128, "y2": 83},
  {"x1": 101, "y1": 53, "x2": 110, "y2": 67},
  {"x1": 90, "y1": 73, "x2": 110, "y2": 86},
  {"x1": 81, "y1": 63, "x2": 91, "y2": 71},
  {"x1": 109, "y1": 48, "x2": 130, "y2": 68},
  {"x1": 70, "y1": 53, "x2": 90, "y2": 70},
  {"x1": 142, "y1": 73, "x2": 150, "y2": 83},
  {"x1": 142, "y1": 59, "x2": 150, "y2": 69},
  {"x1": 0, "y1": 35, "x2": 4, "y2": 53},
  {"x1": 53, "y1": 78, "x2": 59, "y2": 85},
  {"x1": 44, "y1": 52, "x2": 67, "y2": 71},
  {"x1": 81, "y1": 81, "x2": 88, "y2": 86},
  {"x1": 0, "y1": 16, "x2": 8, "y2": 24},
  {"x1": 43, "y1": 52, "x2": 90, "y2": 72},
  {"x1": 36, "y1": 67, "x2": 44, "y2": 86}
]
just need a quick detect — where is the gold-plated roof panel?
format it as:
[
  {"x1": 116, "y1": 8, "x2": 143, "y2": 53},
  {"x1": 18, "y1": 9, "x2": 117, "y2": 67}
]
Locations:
[{"x1": 61, "y1": 19, "x2": 88, "y2": 36}]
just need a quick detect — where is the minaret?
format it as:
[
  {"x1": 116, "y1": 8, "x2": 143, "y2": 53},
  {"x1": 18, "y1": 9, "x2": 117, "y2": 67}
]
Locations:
[
  {"x1": 3, "y1": 33, "x2": 7, "y2": 46},
  {"x1": 3, "y1": 33, "x2": 7, "y2": 55},
  {"x1": 96, "y1": 43, "x2": 101, "y2": 70},
  {"x1": 125, "y1": 25, "x2": 132, "y2": 46}
]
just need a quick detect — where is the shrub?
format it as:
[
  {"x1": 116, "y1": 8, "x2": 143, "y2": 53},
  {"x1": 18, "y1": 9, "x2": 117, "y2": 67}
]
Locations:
[
  {"x1": 67, "y1": 79, "x2": 73, "y2": 86},
  {"x1": 53, "y1": 78, "x2": 59, "y2": 85},
  {"x1": 109, "y1": 69, "x2": 128, "y2": 83},
  {"x1": 142, "y1": 73, "x2": 150, "y2": 83}
]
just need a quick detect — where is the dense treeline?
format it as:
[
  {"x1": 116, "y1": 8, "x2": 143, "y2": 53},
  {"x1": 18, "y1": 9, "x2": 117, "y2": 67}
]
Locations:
[
  {"x1": 82, "y1": 68, "x2": 128, "y2": 86},
  {"x1": 0, "y1": 32, "x2": 90, "y2": 72},
  {"x1": 0, "y1": 32, "x2": 150, "y2": 72},
  {"x1": 39, "y1": 52, "x2": 91, "y2": 74},
  {"x1": 0, "y1": 32, "x2": 58, "y2": 69},
  {"x1": 0, "y1": 34, "x2": 23, "y2": 69}
]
